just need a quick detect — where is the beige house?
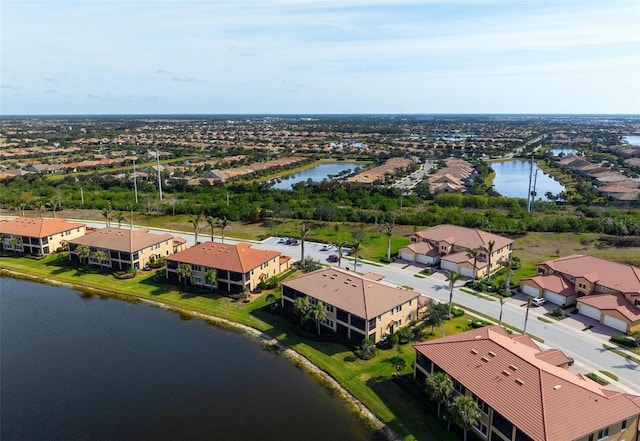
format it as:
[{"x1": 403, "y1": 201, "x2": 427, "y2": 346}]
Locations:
[
  {"x1": 281, "y1": 266, "x2": 419, "y2": 344},
  {"x1": 69, "y1": 227, "x2": 175, "y2": 270},
  {"x1": 414, "y1": 326, "x2": 640, "y2": 441},
  {"x1": 166, "y1": 242, "x2": 291, "y2": 294},
  {"x1": 0, "y1": 217, "x2": 86, "y2": 256},
  {"x1": 520, "y1": 255, "x2": 640, "y2": 333},
  {"x1": 401, "y1": 224, "x2": 513, "y2": 278}
]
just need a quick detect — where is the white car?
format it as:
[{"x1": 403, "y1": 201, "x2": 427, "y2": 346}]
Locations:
[
  {"x1": 531, "y1": 297, "x2": 546, "y2": 306},
  {"x1": 320, "y1": 245, "x2": 329, "y2": 251}
]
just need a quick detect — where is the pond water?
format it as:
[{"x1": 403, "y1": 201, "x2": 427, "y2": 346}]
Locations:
[
  {"x1": 0, "y1": 278, "x2": 372, "y2": 441},
  {"x1": 272, "y1": 162, "x2": 359, "y2": 189},
  {"x1": 491, "y1": 160, "x2": 566, "y2": 200},
  {"x1": 623, "y1": 135, "x2": 640, "y2": 146}
]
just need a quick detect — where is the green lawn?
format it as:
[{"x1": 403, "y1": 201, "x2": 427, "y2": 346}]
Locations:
[{"x1": 0, "y1": 254, "x2": 466, "y2": 441}]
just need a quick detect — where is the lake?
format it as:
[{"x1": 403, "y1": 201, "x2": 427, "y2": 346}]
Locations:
[
  {"x1": 491, "y1": 160, "x2": 565, "y2": 200},
  {"x1": 272, "y1": 162, "x2": 359, "y2": 189},
  {"x1": 623, "y1": 135, "x2": 640, "y2": 146},
  {"x1": 0, "y1": 278, "x2": 372, "y2": 441}
]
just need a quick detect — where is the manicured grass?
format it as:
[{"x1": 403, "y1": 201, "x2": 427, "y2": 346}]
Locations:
[{"x1": 0, "y1": 254, "x2": 464, "y2": 441}]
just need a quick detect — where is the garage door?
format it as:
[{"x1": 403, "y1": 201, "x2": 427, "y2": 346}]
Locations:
[
  {"x1": 399, "y1": 251, "x2": 414, "y2": 262},
  {"x1": 417, "y1": 254, "x2": 436, "y2": 265},
  {"x1": 522, "y1": 284, "x2": 541, "y2": 297},
  {"x1": 460, "y1": 267, "x2": 475, "y2": 278},
  {"x1": 578, "y1": 303, "x2": 601, "y2": 321},
  {"x1": 543, "y1": 291, "x2": 566, "y2": 307},
  {"x1": 603, "y1": 315, "x2": 628, "y2": 333},
  {"x1": 440, "y1": 260, "x2": 458, "y2": 272}
]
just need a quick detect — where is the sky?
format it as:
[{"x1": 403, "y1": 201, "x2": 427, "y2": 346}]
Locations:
[{"x1": 1, "y1": 0, "x2": 639, "y2": 115}]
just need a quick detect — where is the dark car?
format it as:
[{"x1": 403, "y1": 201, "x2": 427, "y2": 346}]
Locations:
[{"x1": 328, "y1": 254, "x2": 339, "y2": 262}]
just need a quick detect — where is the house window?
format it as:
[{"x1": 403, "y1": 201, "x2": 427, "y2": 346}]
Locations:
[
  {"x1": 599, "y1": 286, "x2": 606, "y2": 292},
  {"x1": 474, "y1": 421, "x2": 488, "y2": 437},
  {"x1": 588, "y1": 435, "x2": 594, "y2": 441},
  {"x1": 578, "y1": 283, "x2": 586, "y2": 289},
  {"x1": 597, "y1": 428, "x2": 609, "y2": 440},
  {"x1": 192, "y1": 276, "x2": 203, "y2": 285},
  {"x1": 322, "y1": 318, "x2": 334, "y2": 328},
  {"x1": 621, "y1": 420, "x2": 626, "y2": 431},
  {"x1": 325, "y1": 304, "x2": 334, "y2": 313},
  {"x1": 473, "y1": 394, "x2": 490, "y2": 415}
]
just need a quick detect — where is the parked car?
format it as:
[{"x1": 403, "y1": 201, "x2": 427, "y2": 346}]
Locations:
[
  {"x1": 531, "y1": 297, "x2": 546, "y2": 306},
  {"x1": 328, "y1": 254, "x2": 339, "y2": 262},
  {"x1": 320, "y1": 245, "x2": 329, "y2": 251}
]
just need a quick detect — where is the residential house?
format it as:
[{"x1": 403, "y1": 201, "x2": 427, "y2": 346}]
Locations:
[
  {"x1": 0, "y1": 217, "x2": 86, "y2": 255},
  {"x1": 400, "y1": 224, "x2": 513, "y2": 278},
  {"x1": 520, "y1": 255, "x2": 640, "y2": 333},
  {"x1": 414, "y1": 325, "x2": 640, "y2": 441},
  {"x1": 281, "y1": 266, "x2": 420, "y2": 344},
  {"x1": 69, "y1": 227, "x2": 175, "y2": 270},
  {"x1": 166, "y1": 241, "x2": 291, "y2": 293}
]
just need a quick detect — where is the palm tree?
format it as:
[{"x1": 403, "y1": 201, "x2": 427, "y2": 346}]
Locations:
[
  {"x1": 47, "y1": 199, "x2": 58, "y2": 218},
  {"x1": 425, "y1": 372, "x2": 454, "y2": 418},
  {"x1": 102, "y1": 204, "x2": 113, "y2": 227},
  {"x1": 468, "y1": 248, "x2": 479, "y2": 280},
  {"x1": 206, "y1": 216, "x2": 217, "y2": 242},
  {"x1": 76, "y1": 244, "x2": 90, "y2": 266},
  {"x1": 498, "y1": 297, "x2": 506, "y2": 326},
  {"x1": 523, "y1": 295, "x2": 533, "y2": 334},
  {"x1": 176, "y1": 263, "x2": 192, "y2": 287},
  {"x1": 218, "y1": 217, "x2": 230, "y2": 243},
  {"x1": 333, "y1": 239, "x2": 347, "y2": 268},
  {"x1": 351, "y1": 238, "x2": 362, "y2": 271},
  {"x1": 383, "y1": 222, "x2": 394, "y2": 260},
  {"x1": 115, "y1": 212, "x2": 126, "y2": 228},
  {"x1": 486, "y1": 240, "x2": 495, "y2": 282},
  {"x1": 504, "y1": 254, "x2": 512, "y2": 293},
  {"x1": 94, "y1": 249, "x2": 108, "y2": 269},
  {"x1": 448, "y1": 395, "x2": 481, "y2": 441},
  {"x1": 299, "y1": 222, "x2": 311, "y2": 262},
  {"x1": 189, "y1": 214, "x2": 202, "y2": 245},
  {"x1": 205, "y1": 268, "x2": 217, "y2": 291},
  {"x1": 294, "y1": 296, "x2": 311, "y2": 326},
  {"x1": 307, "y1": 301, "x2": 327, "y2": 335},
  {"x1": 445, "y1": 270, "x2": 463, "y2": 318}
]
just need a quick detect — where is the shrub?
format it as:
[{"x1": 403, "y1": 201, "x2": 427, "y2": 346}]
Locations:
[
  {"x1": 420, "y1": 268, "x2": 434, "y2": 276},
  {"x1": 355, "y1": 338, "x2": 378, "y2": 360},
  {"x1": 471, "y1": 320, "x2": 489, "y2": 329},
  {"x1": 396, "y1": 326, "x2": 415, "y2": 344},
  {"x1": 379, "y1": 257, "x2": 393, "y2": 264},
  {"x1": 610, "y1": 335, "x2": 639, "y2": 348},
  {"x1": 386, "y1": 332, "x2": 399, "y2": 348},
  {"x1": 452, "y1": 307, "x2": 465, "y2": 318},
  {"x1": 551, "y1": 308, "x2": 565, "y2": 319}
]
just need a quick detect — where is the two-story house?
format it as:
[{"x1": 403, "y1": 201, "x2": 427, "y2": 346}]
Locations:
[
  {"x1": 281, "y1": 266, "x2": 420, "y2": 344},
  {"x1": 520, "y1": 255, "x2": 640, "y2": 333},
  {"x1": 414, "y1": 326, "x2": 640, "y2": 441},
  {"x1": 69, "y1": 227, "x2": 176, "y2": 270},
  {"x1": 0, "y1": 217, "x2": 86, "y2": 256},
  {"x1": 166, "y1": 242, "x2": 291, "y2": 293},
  {"x1": 398, "y1": 224, "x2": 514, "y2": 279}
]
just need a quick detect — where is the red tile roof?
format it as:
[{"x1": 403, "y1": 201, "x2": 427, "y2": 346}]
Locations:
[
  {"x1": 523, "y1": 274, "x2": 575, "y2": 297},
  {"x1": 168, "y1": 241, "x2": 280, "y2": 273},
  {"x1": 577, "y1": 294, "x2": 640, "y2": 322},
  {"x1": 414, "y1": 224, "x2": 513, "y2": 251},
  {"x1": 0, "y1": 217, "x2": 85, "y2": 237},
  {"x1": 414, "y1": 326, "x2": 640, "y2": 441},
  {"x1": 69, "y1": 227, "x2": 173, "y2": 253}
]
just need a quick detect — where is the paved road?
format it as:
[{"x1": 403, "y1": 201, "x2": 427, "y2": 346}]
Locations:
[
  {"x1": 392, "y1": 162, "x2": 431, "y2": 190},
  {"x1": 75, "y1": 219, "x2": 640, "y2": 394}
]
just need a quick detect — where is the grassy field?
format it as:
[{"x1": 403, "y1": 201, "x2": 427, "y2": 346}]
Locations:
[{"x1": 0, "y1": 254, "x2": 466, "y2": 441}]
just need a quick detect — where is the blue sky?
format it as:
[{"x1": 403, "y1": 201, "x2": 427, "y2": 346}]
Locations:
[{"x1": 1, "y1": 0, "x2": 639, "y2": 115}]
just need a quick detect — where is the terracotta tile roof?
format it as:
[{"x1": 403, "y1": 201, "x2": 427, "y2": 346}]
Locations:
[
  {"x1": 282, "y1": 266, "x2": 419, "y2": 319},
  {"x1": 400, "y1": 241, "x2": 440, "y2": 256},
  {"x1": 414, "y1": 224, "x2": 513, "y2": 251},
  {"x1": 543, "y1": 255, "x2": 640, "y2": 295},
  {"x1": 168, "y1": 241, "x2": 280, "y2": 273},
  {"x1": 535, "y1": 349, "x2": 570, "y2": 367},
  {"x1": 523, "y1": 274, "x2": 575, "y2": 297},
  {"x1": 0, "y1": 217, "x2": 85, "y2": 238},
  {"x1": 414, "y1": 326, "x2": 640, "y2": 441},
  {"x1": 69, "y1": 227, "x2": 173, "y2": 253},
  {"x1": 577, "y1": 294, "x2": 640, "y2": 322}
]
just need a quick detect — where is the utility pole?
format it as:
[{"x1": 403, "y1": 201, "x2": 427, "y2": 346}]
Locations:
[
  {"x1": 530, "y1": 168, "x2": 538, "y2": 217},
  {"x1": 133, "y1": 160, "x2": 139, "y2": 204},
  {"x1": 80, "y1": 186, "x2": 84, "y2": 206},
  {"x1": 156, "y1": 150, "x2": 163, "y2": 201},
  {"x1": 226, "y1": 191, "x2": 229, "y2": 207},
  {"x1": 526, "y1": 156, "x2": 534, "y2": 214}
]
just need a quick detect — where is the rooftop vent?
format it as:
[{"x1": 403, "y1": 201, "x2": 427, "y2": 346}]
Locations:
[
  {"x1": 470, "y1": 349, "x2": 478, "y2": 355},
  {"x1": 502, "y1": 370, "x2": 511, "y2": 377},
  {"x1": 508, "y1": 364, "x2": 518, "y2": 371},
  {"x1": 481, "y1": 357, "x2": 489, "y2": 363},
  {"x1": 488, "y1": 351, "x2": 496, "y2": 357},
  {"x1": 515, "y1": 378, "x2": 525, "y2": 386},
  {"x1": 553, "y1": 385, "x2": 562, "y2": 391}
]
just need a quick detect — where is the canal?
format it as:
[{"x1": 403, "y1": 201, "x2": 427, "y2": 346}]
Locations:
[
  {"x1": 272, "y1": 162, "x2": 359, "y2": 189},
  {"x1": 0, "y1": 278, "x2": 372, "y2": 441},
  {"x1": 491, "y1": 160, "x2": 566, "y2": 200}
]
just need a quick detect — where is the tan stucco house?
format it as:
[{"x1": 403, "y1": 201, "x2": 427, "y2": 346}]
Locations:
[
  {"x1": 69, "y1": 227, "x2": 175, "y2": 270},
  {"x1": 414, "y1": 326, "x2": 640, "y2": 441},
  {"x1": 399, "y1": 224, "x2": 513, "y2": 279},
  {"x1": 166, "y1": 241, "x2": 291, "y2": 294},
  {"x1": 0, "y1": 216, "x2": 86, "y2": 256},
  {"x1": 281, "y1": 266, "x2": 419, "y2": 344},
  {"x1": 520, "y1": 255, "x2": 640, "y2": 333}
]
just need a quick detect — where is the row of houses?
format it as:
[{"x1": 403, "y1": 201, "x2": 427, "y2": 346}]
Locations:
[{"x1": 427, "y1": 158, "x2": 477, "y2": 194}]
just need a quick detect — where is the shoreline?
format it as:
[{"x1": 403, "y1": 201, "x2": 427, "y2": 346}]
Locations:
[{"x1": 0, "y1": 267, "x2": 400, "y2": 441}]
